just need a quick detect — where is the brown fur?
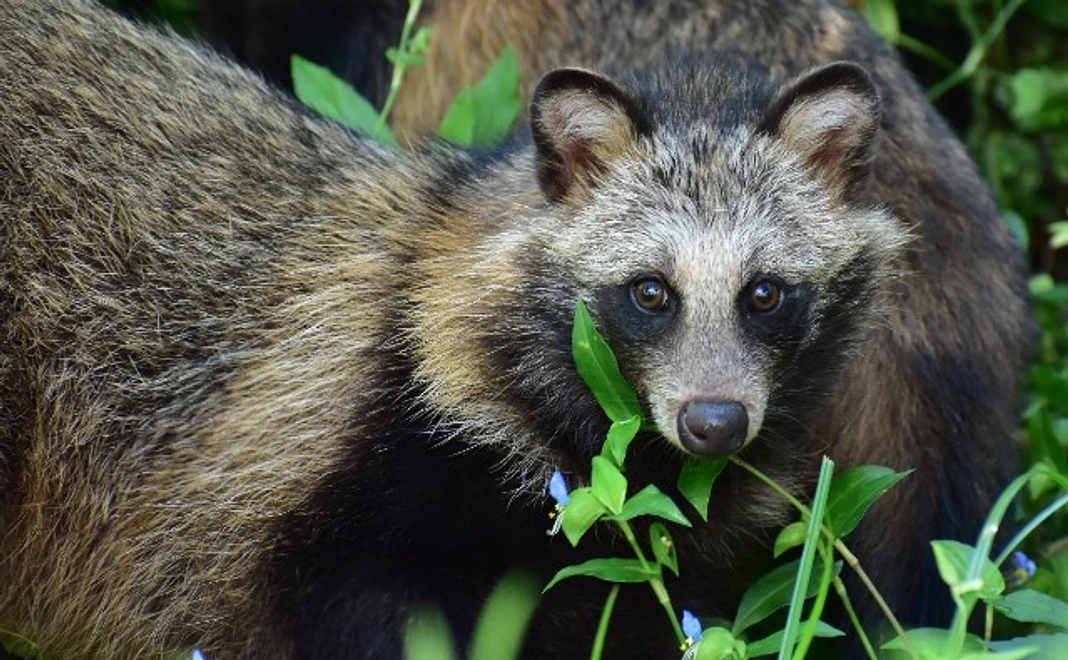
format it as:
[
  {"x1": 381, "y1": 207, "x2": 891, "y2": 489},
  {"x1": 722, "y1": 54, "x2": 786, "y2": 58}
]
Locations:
[{"x1": 2, "y1": 1, "x2": 1029, "y2": 658}]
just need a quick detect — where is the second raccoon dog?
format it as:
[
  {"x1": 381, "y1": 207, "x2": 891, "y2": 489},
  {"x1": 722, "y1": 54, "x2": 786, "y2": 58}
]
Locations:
[{"x1": 0, "y1": 2, "x2": 909, "y2": 659}]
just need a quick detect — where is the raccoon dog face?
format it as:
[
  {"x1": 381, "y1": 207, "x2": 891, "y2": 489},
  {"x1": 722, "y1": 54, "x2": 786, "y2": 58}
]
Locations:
[{"x1": 531, "y1": 62, "x2": 906, "y2": 458}]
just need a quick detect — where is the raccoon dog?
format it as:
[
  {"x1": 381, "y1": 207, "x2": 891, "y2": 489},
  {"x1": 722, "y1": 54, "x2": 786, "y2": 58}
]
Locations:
[
  {"x1": 200, "y1": 0, "x2": 1032, "y2": 638},
  {"x1": 1, "y1": 1, "x2": 1022, "y2": 660}
]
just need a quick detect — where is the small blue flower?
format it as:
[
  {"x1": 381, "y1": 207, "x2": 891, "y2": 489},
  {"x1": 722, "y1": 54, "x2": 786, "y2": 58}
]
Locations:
[
  {"x1": 549, "y1": 470, "x2": 570, "y2": 506},
  {"x1": 192, "y1": 649, "x2": 207, "y2": 660},
  {"x1": 547, "y1": 470, "x2": 570, "y2": 536},
  {"x1": 1006, "y1": 550, "x2": 1037, "y2": 587},
  {"x1": 681, "y1": 610, "x2": 703, "y2": 643}
]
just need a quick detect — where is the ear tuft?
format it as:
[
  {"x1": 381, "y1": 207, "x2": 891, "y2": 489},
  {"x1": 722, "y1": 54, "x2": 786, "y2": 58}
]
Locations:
[
  {"x1": 530, "y1": 68, "x2": 653, "y2": 201},
  {"x1": 758, "y1": 61, "x2": 881, "y2": 198}
]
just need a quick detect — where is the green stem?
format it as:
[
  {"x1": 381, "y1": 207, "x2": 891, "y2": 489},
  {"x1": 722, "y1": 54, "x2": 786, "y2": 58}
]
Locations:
[
  {"x1": 831, "y1": 578, "x2": 879, "y2": 660},
  {"x1": 928, "y1": 0, "x2": 1027, "y2": 100},
  {"x1": 792, "y1": 541, "x2": 837, "y2": 660},
  {"x1": 730, "y1": 457, "x2": 918, "y2": 659},
  {"x1": 589, "y1": 585, "x2": 620, "y2": 660},
  {"x1": 895, "y1": 33, "x2": 957, "y2": 72},
  {"x1": 374, "y1": 0, "x2": 424, "y2": 132},
  {"x1": 616, "y1": 520, "x2": 685, "y2": 645}
]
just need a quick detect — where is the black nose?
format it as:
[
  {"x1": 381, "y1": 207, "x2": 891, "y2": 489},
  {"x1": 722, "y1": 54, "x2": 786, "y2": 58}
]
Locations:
[{"x1": 676, "y1": 399, "x2": 749, "y2": 456}]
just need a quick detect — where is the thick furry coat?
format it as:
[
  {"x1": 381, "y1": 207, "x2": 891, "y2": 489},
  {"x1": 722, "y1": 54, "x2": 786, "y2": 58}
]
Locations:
[{"x1": 1, "y1": 1, "x2": 1027, "y2": 659}]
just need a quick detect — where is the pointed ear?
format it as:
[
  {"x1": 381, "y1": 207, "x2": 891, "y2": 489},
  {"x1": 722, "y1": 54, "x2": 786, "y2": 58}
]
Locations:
[
  {"x1": 758, "y1": 61, "x2": 880, "y2": 198},
  {"x1": 530, "y1": 68, "x2": 654, "y2": 201}
]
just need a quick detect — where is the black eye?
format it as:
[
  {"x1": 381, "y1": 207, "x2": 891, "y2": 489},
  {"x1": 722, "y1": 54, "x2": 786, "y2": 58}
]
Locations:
[
  {"x1": 746, "y1": 279, "x2": 782, "y2": 314},
  {"x1": 630, "y1": 277, "x2": 671, "y2": 312}
]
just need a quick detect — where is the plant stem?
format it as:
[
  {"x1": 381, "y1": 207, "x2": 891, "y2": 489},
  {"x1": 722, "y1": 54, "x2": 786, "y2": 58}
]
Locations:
[
  {"x1": 616, "y1": 520, "x2": 686, "y2": 645},
  {"x1": 928, "y1": 0, "x2": 1026, "y2": 100},
  {"x1": 792, "y1": 541, "x2": 837, "y2": 660},
  {"x1": 831, "y1": 578, "x2": 879, "y2": 660},
  {"x1": 589, "y1": 585, "x2": 620, "y2": 660},
  {"x1": 374, "y1": 0, "x2": 424, "y2": 134},
  {"x1": 730, "y1": 457, "x2": 919, "y2": 659}
]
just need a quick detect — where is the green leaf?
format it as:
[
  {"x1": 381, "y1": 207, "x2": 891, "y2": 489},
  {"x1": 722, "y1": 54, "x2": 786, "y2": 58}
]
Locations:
[
  {"x1": 745, "y1": 622, "x2": 844, "y2": 658},
  {"x1": 731, "y1": 558, "x2": 841, "y2": 635},
  {"x1": 694, "y1": 627, "x2": 746, "y2": 660},
  {"x1": 773, "y1": 521, "x2": 808, "y2": 558},
  {"x1": 543, "y1": 558, "x2": 657, "y2": 592},
  {"x1": 603, "y1": 416, "x2": 641, "y2": 468},
  {"x1": 649, "y1": 522, "x2": 679, "y2": 576},
  {"x1": 931, "y1": 540, "x2": 1005, "y2": 601},
  {"x1": 468, "y1": 569, "x2": 541, "y2": 660},
  {"x1": 677, "y1": 457, "x2": 727, "y2": 522},
  {"x1": 591, "y1": 456, "x2": 627, "y2": 515},
  {"x1": 882, "y1": 628, "x2": 990, "y2": 659},
  {"x1": 988, "y1": 633, "x2": 1068, "y2": 659},
  {"x1": 385, "y1": 47, "x2": 427, "y2": 67},
  {"x1": 437, "y1": 44, "x2": 521, "y2": 146},
  {"x1": 571, "y1": 299, "x2": 643, "y2": 424},
  {"x1": 825, "y1": 465, "x2": 911, "y2": 538},
  {"x1": 611, "y1": 485, "x2": 691, "y2": 527},
  {"x1": 290, "y1": 55, "x2": 396, "y2": 145},
  {"x1": 410, "y1": 26, "x2": 433, "y2": 54},
  {"x1": 560, "y1": 488, "x2": 608, "y2": 546},
  {"x1": 860, "y1": 0, "x2": 900, "y2": 43},
  {"x1": 403, "y1": 604, "x2": 458, "y2": 660},
  {"x1": 991, "y1": 589, "x2": 1068, "y2": 629}
]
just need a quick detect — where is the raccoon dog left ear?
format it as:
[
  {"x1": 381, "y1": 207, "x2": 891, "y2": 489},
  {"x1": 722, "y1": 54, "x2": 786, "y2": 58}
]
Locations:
[
  {"x1": 530, "y1": 68, "x2": 654, "y2": 202},
  {"x1": 757, "y1": 61, "x2": 881, "y2": 199}
]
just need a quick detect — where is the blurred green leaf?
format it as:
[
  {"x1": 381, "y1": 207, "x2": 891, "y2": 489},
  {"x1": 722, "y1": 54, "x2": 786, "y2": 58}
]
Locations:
[
  {"x1": 291, "y1": 55, "x2": 396, "y2": 145},
  {"x1": 860, "y1": 0, "x2": 901, "y2": 43},
  {"x1": 403, "y1": 604, "x2": 457, "y2": 660},
  {"x1": 693, "y1": 627, "x2": 746, "y2": 660},
  {"x1": 468, "y1": 569, "x2": 541, "y2": 660},
  {"x1": 438, "y1": 45, "x2": 521, "y2": 146}
]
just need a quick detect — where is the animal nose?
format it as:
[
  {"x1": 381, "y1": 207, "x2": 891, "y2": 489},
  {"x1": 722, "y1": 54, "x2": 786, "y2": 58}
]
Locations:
[{"x1": 676, "y1": 399, "x2": 749, "y2": 457}]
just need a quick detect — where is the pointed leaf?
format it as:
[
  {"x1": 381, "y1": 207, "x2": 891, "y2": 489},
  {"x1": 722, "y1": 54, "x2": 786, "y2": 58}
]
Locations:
[
  {"x1": 825, "y1": 465, "x2": 911, "y2": 538},
  {"x1": 693, "y1": 628, "x2": 743, "y2": 660},
  {"x1": 991, "y1": 589, "x2": 1068, "y2": 629},
  {"x1": 438, "y1": 45, "x2": 521, "y2": 146},
  {"x1": 603, "y1": 416, "x2": 641, "y2": 467},
  {"x1": 560, "y1": 488, "x2": 607, "y2": 546},
  {"x1": 649, "y1": 523, "x2": 679, "y2": 576},
  {"x1": 572, "y1": 299, "x2": 643, "y2": 423},
  {"x1": 745, "y1": 622, "x2": 844, "y2": 657},
  {"x1": 988, "y1": 633, "x2": 1068, "y2": 659},
  {"x1": 291, "y1": 55, "x2": 396, "y2": 145},
  {"x1": 543, "y1": 558, "x2": 657, "y2": 592},
  {"x1": 773, "y1": 521, "x2": 808, "y2": 558},
  {"x1": 591, "y1": 456, "x2": 627, "y2": 515},
  {"x1": 932, "y1": 540, "x2": 1005, "y2": 600},
  {"x1": 678, "y1": 457, "x2": 727, "y2": 521},
  {"x1": 612, "y1": 485, "x2": 691, "y2": 527},
  {"x1": 882, "y1": 628, "x2": 987, "y2": 657},
  {"x1": 731, "y1": 559, "x2": 842, "y2": 635}
]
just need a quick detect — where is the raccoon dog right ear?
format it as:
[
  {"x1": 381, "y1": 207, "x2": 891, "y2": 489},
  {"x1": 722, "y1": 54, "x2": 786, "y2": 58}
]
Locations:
[
  {"x1": 757, "y1": 61, "x2": 881, "y2": 200},
  {"x1": 530, "y1": 68, "x2": 654, "y2": 202}
]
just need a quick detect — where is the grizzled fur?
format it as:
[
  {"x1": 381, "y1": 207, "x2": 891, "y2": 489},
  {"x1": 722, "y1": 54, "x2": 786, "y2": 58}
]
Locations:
[
  {"x1": 200, "y1": 0, "x2": 1032, "y2": 639},
  {"x1": 1, "y1": 1, "x2": 1023, "y2": 659}
]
